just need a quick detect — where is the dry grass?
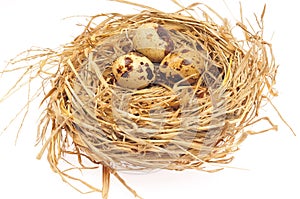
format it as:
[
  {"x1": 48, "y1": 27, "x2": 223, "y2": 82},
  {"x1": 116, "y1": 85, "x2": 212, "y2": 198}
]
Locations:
[{"x1": 1, "y1": 1, "x2": 278, "y2": 198}]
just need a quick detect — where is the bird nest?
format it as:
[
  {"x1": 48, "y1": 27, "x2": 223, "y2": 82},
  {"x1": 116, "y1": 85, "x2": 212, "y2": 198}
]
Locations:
[{"x1": 1, "y1": 1, "x2": 279, "y2": 198}]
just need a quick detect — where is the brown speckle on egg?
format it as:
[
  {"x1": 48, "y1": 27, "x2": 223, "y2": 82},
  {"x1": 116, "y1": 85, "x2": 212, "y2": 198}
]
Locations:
[
  {"x1": 124, "y1": 57, "x2": 133, "y2": 69},
  {"x1": 157, "y1": 25, "x2": 174, "y2": 56},
  {"x1": 138, "y1": 76, "x2": 146, "y2": 80},
  {"x1": 112, "y1": 52, "x2": 156, "y2": 89},
  {"x1": 146, "y1": 67, "x2": 154, "y2": 80},
  {"x1": 159, "y1": 47, "x2": 205, "y2": 84},
  {"x1": 121, "y1": 71, "x2": 130, "y2": 78},
  {"x1": 133, "y1": 23, "x2": 174, "y2": 62}
]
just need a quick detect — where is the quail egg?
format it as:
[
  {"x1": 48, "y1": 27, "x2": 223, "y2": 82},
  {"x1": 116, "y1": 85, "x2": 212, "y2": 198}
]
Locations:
[
  {"x1": 159, "y1": 47, "x2": 205, "y2": 84},
  {"x1": 112, "y1": 52, "x2": 155, "y2": 89},
  {"x1": 133, "y1": 23, "x2": 174, "y2": 62}
]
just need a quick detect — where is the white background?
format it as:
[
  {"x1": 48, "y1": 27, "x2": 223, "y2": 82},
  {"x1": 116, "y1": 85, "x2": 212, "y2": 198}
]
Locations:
[{"x1": 0, "y1": 0, "x2": 299, "y2": 199}]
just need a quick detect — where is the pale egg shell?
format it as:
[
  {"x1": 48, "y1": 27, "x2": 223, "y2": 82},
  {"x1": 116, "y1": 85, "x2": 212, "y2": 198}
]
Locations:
[
  {"x1": 159, "y1": 47, "x2": 205, "y2": 84},
  {"x1": 112, "y1": 52, "x2": 155, "y2": 89},
  {"x1": 133, "y1": 23, "x2": 174, "y2": 62}
]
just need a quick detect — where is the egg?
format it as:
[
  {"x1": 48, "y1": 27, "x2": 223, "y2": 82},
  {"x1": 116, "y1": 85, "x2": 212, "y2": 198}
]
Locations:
[
  {"x1": 159, "y1": 47, "x2": 205, "y2": 84},
  {"x1": 112, "y1": 52, "x2": 155, "y2": 89},
  {"x1": 133, "y1": 23, "x2": 174, "y2": 62}
]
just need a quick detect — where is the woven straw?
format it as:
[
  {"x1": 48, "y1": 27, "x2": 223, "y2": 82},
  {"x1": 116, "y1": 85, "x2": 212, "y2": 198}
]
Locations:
[{"x1": 1, "y1": 1, "x2": 279, "y2": 198}]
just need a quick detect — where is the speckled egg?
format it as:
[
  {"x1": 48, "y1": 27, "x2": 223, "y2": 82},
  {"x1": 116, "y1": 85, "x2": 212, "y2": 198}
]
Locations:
[
  {"x1": 112, "y1": 52, "x2": 155, "y2": 89},
  {"x1": 133, "y1": 23, "x2": 174, "y2": 62},
  {"x1": 159, "y1": 47, "x2": 205, "y2": 84}
]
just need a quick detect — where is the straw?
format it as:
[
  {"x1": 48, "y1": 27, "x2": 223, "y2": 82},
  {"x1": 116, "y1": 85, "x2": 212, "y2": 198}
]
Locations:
[{"x1": 1, "y1": 1, "x2": 278, "y2": 198}]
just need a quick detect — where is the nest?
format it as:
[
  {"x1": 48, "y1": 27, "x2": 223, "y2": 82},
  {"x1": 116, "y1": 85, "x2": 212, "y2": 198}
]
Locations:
[{"x1": 1, "y1": 1, "x2": 279, "y2": 198}]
